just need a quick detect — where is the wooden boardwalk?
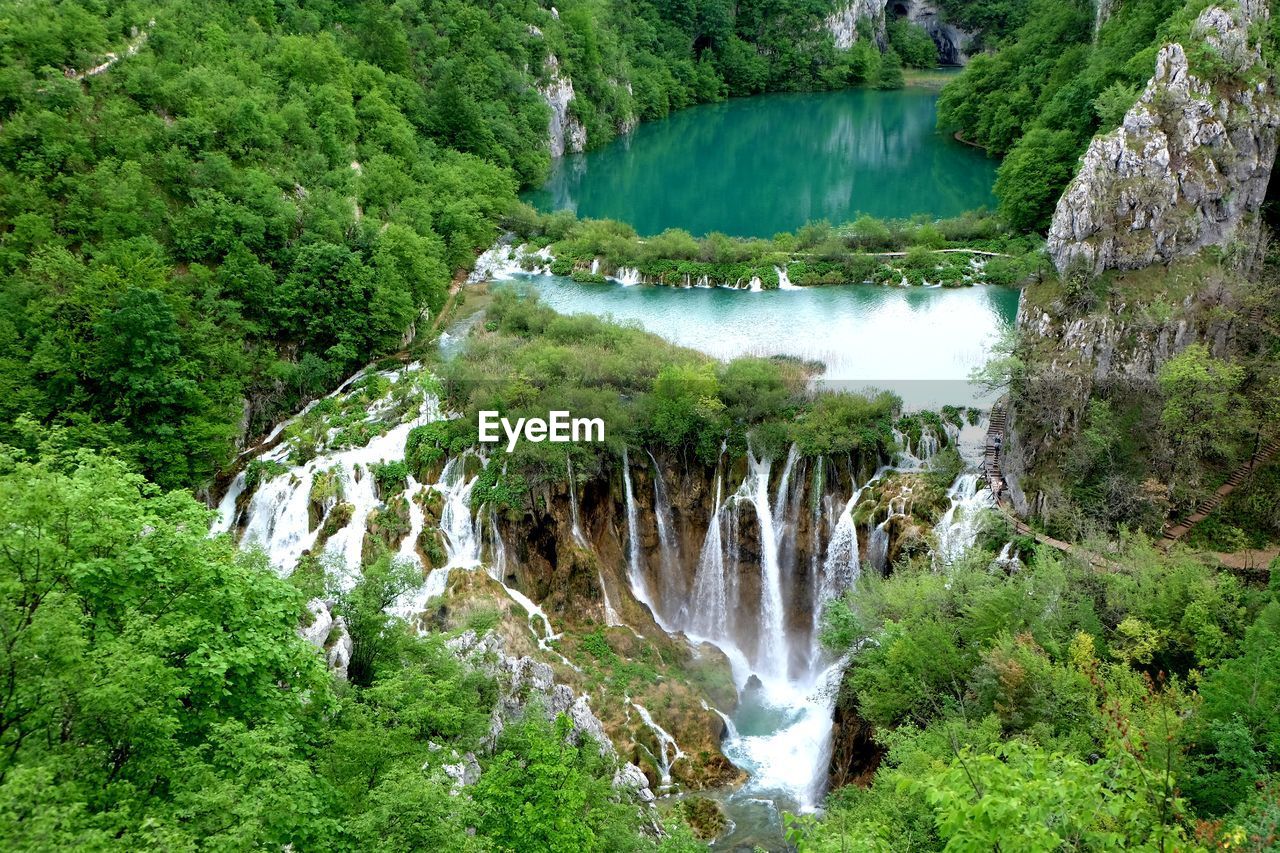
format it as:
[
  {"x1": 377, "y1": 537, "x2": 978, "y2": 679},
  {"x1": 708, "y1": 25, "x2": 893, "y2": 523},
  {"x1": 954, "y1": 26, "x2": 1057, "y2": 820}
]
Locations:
[{"x1": 1160, "y1": 435, "x2": 1280, "y2": 545}]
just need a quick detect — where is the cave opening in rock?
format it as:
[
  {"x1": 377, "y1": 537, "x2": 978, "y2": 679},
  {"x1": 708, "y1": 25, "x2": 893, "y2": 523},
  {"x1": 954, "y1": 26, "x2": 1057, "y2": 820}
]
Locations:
[
  {"x1": 888, "y1": 1, "x2": 910, "y2": 19},
  {"x1": 692, "y1": 33, "x2": 713, "y2": 59}
]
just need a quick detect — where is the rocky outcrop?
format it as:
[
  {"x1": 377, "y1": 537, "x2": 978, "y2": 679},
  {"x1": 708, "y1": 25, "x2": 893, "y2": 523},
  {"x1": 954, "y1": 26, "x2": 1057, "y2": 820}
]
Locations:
[
  {"x1": 827, "y1": 0, "x2": 973, "y2": 62},
  {"x1": 1003, "y1": 268, "x2": 1249, "y2": 519},
  {"x1": 1048, "y1": 3, "x2": 1279, "y2": 276},
  {"x1": 539, "y1": 55, "x2": 588, "y2": 157},
  {"x1": 826, "y1": 0, "x2": 886, "y2": 49},
  {"x1": 899, "y1": 1, "x2": 973, "y2": 65},
  {"x1": 299, "y1": 598, "x2": 352, "y2": 680}
]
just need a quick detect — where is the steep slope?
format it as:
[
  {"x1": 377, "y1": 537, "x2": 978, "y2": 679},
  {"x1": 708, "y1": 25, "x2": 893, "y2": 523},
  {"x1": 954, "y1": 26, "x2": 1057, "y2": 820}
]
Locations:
[{"x1": 1048, "y1": 1, "x2": 1279, "y2": 275}]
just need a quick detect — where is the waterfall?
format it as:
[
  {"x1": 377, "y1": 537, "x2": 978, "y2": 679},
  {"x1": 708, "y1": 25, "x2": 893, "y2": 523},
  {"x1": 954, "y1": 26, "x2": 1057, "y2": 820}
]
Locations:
[
  {"x1": 934, "y1": 472, "x2": 995, "y2": 565},
  {"x1": 775, "y1": 265, "x2": 798, "y2": 290},
  {"x1": 868, "y1": 518, "x2": 890, "y2": 574},
  {"x1": 567, "y1": 456, "x2": 588, "y2": 548},
  {"x1": 647, "y1": 450, "x2": 682, "y2": 615},
  {"x1": 436, "y1": 454, "x2": 482, "y2": 568},
  {"x1": 212, "y1": 470, "x2": 246, "y2": 535},
  {"x1": 611, "y1": 266, "x2": 641, "y2": 286},
  {"x1": 734, "y1": 450, "x2": 787, "y2": 680},
  {"x1": 621, "y1": 448, "x2": 660, "y2": 620},
  {"x1": 631, "y1": 701, "x2": 685, "y2": 790},
  {"x1": 689, "y1": 472, "x2": 730, "y2": 640},
  {"x1": 590, "y1": 258, "x2": 600, "y2": 275},
  {"x1": 820, "y1": 485, "x2": 863, "y2": 608}
]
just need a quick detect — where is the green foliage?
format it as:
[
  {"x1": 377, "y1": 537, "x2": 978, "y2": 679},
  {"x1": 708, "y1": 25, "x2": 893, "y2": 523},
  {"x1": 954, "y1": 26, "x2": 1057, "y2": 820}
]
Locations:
[
  {"x1": 790, "y1": 392, "x2": 898, "y2": 457},
  {"x1": 935, "y1": 0, "x2": 1208, "y2": 230},
  {"x1": 0, "y1": 441, "x2": 331, "y2": 849},
  {"x1": 370, "y1": 459, "x2": 409, "y2": 497},
  {"x1": 806, "y1": 537, "x2": 1275, "y2": 849},
  {"x1": 887, "y1": 20, "x2": 939, "y2": 69}
]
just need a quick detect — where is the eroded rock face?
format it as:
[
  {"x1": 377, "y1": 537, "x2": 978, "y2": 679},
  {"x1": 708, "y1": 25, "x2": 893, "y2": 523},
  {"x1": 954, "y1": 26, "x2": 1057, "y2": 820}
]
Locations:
[
  {"x1": 1048, "y1": 3, "x2": 1278, "y2": 276},
  {"x1": 539, "y1": 54, "x2": 588, "y2": 157},
  {"x1": 826, "y1": 0, "x2": 972, "y2": 62},
  {"x1": 901, "y1": 1, "x2": 973, "y2": 65},
  {"x1": 299, "y1": 598, "x2": 352, "y2": 680},
  {"x1": 826, "y1": 0, "x2": 886, "y2": 49}
]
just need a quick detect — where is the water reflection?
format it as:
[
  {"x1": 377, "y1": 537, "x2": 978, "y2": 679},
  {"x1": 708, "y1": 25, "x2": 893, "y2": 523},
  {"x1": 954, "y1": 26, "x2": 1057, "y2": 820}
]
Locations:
[{"x1": 522, "y1": 89, "x2": 999, "y2": 237}]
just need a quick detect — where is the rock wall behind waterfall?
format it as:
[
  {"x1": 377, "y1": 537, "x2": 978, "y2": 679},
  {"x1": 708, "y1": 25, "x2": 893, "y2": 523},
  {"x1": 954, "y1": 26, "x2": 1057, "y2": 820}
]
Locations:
[{"x1": 1048, "y1": 2, "x2": 1278, "y2": 276}]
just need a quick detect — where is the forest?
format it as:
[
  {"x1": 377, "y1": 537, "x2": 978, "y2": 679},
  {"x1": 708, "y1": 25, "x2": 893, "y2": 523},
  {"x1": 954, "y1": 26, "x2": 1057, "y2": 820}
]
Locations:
[{"x1": 2, "y1": 0, "x2": 1279, "y2": 850}]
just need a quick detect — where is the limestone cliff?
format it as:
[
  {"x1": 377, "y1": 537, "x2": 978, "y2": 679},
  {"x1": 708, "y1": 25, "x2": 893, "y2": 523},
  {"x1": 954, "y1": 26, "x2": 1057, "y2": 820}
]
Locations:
[
  {"x1": 826, "y1": 0, "x2": 886, "y2": 49},
  {"x1": 1048, "y1": 2, "x2": 1278, "y2": 276},
  {"x1": 826, "y1": 0, "x2": 973, "y2": 63},
  {"x1": 539, "y1": 54, "x2": 589, "y2": 157}
]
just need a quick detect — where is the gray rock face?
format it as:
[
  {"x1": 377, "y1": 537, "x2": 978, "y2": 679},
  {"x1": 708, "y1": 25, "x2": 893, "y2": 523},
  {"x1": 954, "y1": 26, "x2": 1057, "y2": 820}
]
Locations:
[
  {"x1": 901, "y1": 1, "x2": 973, "y2": 65},
  {"x1": 1048, "y1": 3, "x2": 1278, "y2": 276},
  {"x1": 826, "y1": 0, "x2": 886, "y2": 49},
  {"x1": 826, "y1": 0, "x2": 973, "y2": 62},
  {"x1": 539, "y1": 55, "x2": 588, "y2": 157},
  {"x1": 299, "y1": 598, "x2": 352, "y2": 680},
  {"x1": 443, "y1": 629, "x2": 660, "y2": 805}
]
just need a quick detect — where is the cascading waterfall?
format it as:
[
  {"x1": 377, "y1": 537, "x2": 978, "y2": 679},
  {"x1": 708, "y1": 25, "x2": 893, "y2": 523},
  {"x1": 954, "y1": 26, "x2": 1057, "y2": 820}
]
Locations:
[
  {"x1": 932, "y1": 417, "x2": 997, "y2": 566},
  {"x1": 933, "y1": 473, "x2": 995, "y2": 565},
  {"x1": 567, "y1": 456, "x2": 588, "y2": 548},
  {"x1": 689, "y1": 472, "x2": 729, "y2": 639},
  {"x1": 734, "y1": 450, "x2": 786, "y2": 680},
  {"x1": 647, "y1": 450, "x2": 683, "y2": 616},
  {"x1": 631, "y1": 701, "x2": 685, "y2": 790},
  {"x1": 620, "y1": 448, "x2": 660, "y2": 623}
]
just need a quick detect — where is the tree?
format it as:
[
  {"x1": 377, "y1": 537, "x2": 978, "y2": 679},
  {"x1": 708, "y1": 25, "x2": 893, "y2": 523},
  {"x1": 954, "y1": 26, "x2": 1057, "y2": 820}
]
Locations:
[
  {"x1": 993, "y1": 128, "x2": 1080, "y2": 231},
  {"x1": 1157, "y1": 344, "x2": 1245, "y2": 465},
  {"x1": 0, "y1": 442, "x2": 332, "y2": 849}
]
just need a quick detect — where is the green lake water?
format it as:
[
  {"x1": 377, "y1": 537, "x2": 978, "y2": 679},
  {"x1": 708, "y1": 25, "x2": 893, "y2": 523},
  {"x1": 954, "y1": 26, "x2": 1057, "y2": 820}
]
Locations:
[{"x1": 523, "y1": 88, "x2": 999, "y2": 237}]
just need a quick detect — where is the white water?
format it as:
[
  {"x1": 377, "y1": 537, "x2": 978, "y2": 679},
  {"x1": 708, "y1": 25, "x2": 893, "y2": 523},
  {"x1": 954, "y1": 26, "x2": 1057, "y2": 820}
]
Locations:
[
  {"x1": 567, "y1": 456, "x2": 588, "y2": 548},
  {"x1": 648, "y1": 450, "x2": 683, "y2": 619},
  {"x1": 632, "y1": 701, "x2": 685, "y2": 789},
  {"x1": 735, "y1": 450, "x2": 787, "y2": 681},
  {"x1": 218, "y1": 354, "x2": 1001, "y2": 831},
  {"x1": 932, "y1": 418, "x2": 996, "y2": 567}
]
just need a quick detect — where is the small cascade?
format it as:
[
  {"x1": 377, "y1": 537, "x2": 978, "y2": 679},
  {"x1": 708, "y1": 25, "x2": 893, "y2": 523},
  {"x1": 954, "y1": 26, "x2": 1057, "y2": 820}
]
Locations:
[
  {"x1": 747, "y1": 275, "x2": 763, "y2": 292},
  {"x1": 397, "y1": 475, "x2": 426, "y2": 567},
  {"x1": 611, "y1": 266, "x2": 642, "y2": 286},
  {"x1": 483, "y1": 501, "x2": 508, "y2": 579},
  {"x1": 621, "y1": 448, "x2": 659, "y2": 620},
  {"x1": 648, "y1": 450, "x2": 682, "y2": 615},
  {"x1": 631, "y1": 701, "x2": 685, "y2": 790},
  {"x1": 212, "y1": 470, "x2": 246, "y2": 535},
  {"x1": 994, "y1": 541, "x2": 1022, "y2": 573},
  {"x1": 868, "y1": 518, "x2": 891, "y2": 574},
  {"x1": 917, "y1": 427, "x2": 939, "y2": 461},
  {"x1": 590, "y1": 257, "x2": 600, "y2": 275},
  {"x1": 436, "y1": 454, "x2": 482, "y2": 568},
  {"x1": 566, "y1": 456, "x2": 588, "y2": 548},
  {"x1": 689, "y1": 472, "x2": 730, "y2": 640},
  {"x1": 775, "y1": 265, "x2": 798, "y2": 290},
  {"x1": 733, "y1": 450, "x2": 787, "y2": 681},
  {"x1": 934, "y1": 472, "x2": 995, "y2": 565},
  {"x1": 599, "y1": 569, "x2": 622, "y2": 627},
  {"x1": 820, "y1": 485, "x2": 864, "y2": 605}
]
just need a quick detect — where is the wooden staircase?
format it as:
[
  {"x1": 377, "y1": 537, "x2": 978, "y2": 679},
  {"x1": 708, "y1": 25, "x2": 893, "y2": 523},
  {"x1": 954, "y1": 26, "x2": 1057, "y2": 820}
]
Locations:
[
  {"x1": 1161, "y1": 435, "x2": 1280, "y2": 545},
  {"x1": 984, "y1": 398, "x2": 1008, "y2": 503}
]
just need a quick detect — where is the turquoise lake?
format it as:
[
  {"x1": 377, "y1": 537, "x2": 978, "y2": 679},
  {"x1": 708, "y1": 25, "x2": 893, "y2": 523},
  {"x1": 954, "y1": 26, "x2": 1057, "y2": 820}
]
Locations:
[{"x1": 523, "y1": 88, "x2": 999, "y2": 237}]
